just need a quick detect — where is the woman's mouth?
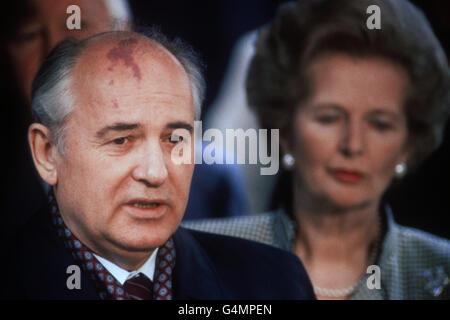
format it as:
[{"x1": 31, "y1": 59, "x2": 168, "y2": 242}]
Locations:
[{"x1": 330, "y1": 168, "x2": 364, "y2": 184}]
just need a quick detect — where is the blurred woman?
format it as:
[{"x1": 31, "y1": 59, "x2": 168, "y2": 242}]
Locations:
[{"x1": 183, "y1": 0, "x2": 450, "y2": 299}]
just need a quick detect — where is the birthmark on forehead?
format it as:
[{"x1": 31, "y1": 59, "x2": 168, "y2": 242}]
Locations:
[
  {"x1": 106, "y1": 38, "x2": 142, "y2": 81},
  {"x1": 109, "y1": 79, "x2": 114, "y2": 86},
  {"x1": 111, "y1": 98, "x2": 119, "y2": 109}
]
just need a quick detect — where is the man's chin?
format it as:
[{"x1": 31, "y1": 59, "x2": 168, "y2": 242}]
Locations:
[
  {"x1": 103, "y1": 217, "x2": 180, "y2": 253},
  {"x1": 109, "y1": 233, "x2": 171, "y2": 253}
]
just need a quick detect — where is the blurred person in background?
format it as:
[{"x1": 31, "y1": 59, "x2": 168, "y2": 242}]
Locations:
[
  {"x1": 7, "y1": 0, "x2": 131, "y2": 112},
  {"x1": 1, "y1": 0, "x2": 132, "y2": 246},
  {"x1": 184, "y1": 0, "x2": 450, "y2": 299}
]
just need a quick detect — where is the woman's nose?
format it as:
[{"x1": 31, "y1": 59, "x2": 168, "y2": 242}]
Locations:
[{"x1": 339, "y1": 120, "x2": 365, "y2": 157}]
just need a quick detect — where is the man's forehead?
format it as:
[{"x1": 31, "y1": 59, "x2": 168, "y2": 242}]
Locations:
[
  {"x1": 69, "y1": 32, "x2": 194, "y2": 126},
  {"x1": 71, "y1": 33, "x2": 187, "y2": 97},
  {"x1": 72, "y1": 33, "x2": 188, "y2": 91},
  {"x1": 77, "y1": 33, "x2": 180, "y2": 71}
]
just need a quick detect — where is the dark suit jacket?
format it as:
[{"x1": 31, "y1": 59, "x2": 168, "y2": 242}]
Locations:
[{"x1": 3, "y1": 204, "x2": 315, "y2": 300}]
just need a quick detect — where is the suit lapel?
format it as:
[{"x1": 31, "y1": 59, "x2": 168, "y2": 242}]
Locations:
[
  {"x1": 14, "y1": 204, "x2": 99, "y2": 300},
  {"x1": 171, "y1": 227, "x2": 227, "y2": 300}
]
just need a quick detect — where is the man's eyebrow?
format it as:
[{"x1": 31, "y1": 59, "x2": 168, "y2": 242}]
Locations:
[
  {"x1": 166, "y1": 122, "x2": 193, "y2": 133},
  {"x1": 95, "y1": 123, "x2": 140, "y2": 138}
]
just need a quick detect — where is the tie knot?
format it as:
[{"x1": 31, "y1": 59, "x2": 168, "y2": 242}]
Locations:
[{"x1": 123, "y1": 273, "x2": 153, "y2": 300}]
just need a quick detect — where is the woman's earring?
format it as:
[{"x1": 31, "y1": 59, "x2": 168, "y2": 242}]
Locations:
[
  {"x1": 282, "y1": 153, "x2": 295, "y2": 170},
  {"x1": 395, "y1": 163, "x2": 407, "y2": 178}
]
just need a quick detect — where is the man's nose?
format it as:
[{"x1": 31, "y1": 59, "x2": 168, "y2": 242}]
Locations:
[
  {"x1": 339, "y1": 119, "x2": 365, "y2": 157},
  {"x1": 132, "y1": 141, "x2": 168, "y2": 187}
]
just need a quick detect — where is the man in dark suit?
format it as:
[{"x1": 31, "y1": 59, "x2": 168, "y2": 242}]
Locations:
[{"x1": 4, "y1": 30, "x2": 314, "y2": 300}]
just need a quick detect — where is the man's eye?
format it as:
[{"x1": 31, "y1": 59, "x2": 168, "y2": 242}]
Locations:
[
  {"x1": 169, "y1": 134, "x2": 184, "y2": 143},
  {"x1": 112, "y1": 137, "x2": 128, "y2": 145}
]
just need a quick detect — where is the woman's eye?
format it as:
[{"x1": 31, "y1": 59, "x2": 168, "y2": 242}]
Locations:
[
  {"x1": 371, "y1": 119, "x2": 393, "y2": 131},
  {"x1": 316, "y1": 114, "x2": 339, "y2": 124},
  {"x1": 112, "y1": 137, "x2": 128, "y2": 145}
]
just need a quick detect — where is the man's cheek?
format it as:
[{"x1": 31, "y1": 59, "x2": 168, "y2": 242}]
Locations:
[{"x1": 173, "y1": 166, "x2": 194, "y2": 199}]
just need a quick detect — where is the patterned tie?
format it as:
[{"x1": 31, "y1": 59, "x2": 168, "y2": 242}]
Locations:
[{"x1": 123, "y1": 273, "x2": 154, "y2": 300}]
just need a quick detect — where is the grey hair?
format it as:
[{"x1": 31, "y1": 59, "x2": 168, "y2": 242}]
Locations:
[
  {"x1": 31, "y1": 29, "x2": 205, "y2": 153},
  {"x1": 31, "y1": 39, "x2": 86, "y2": 152},
  {"x1": 162, "y1": 36, "x2": 206, "y2": 120}
]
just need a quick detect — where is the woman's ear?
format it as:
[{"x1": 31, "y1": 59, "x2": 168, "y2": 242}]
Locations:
[
  {"x1": 400, "y1": 138, "x2": 414, "y2": 166},
  {"x1": 280, "y1": 128, "x2": 293, "y2": 155},
  {"x1": 28, "y1": 123, "x2": 59, "y2": 186}
]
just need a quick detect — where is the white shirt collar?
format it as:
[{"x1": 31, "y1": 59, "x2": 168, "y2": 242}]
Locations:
[{"x1": 93, "y1": 248, "x2": 159, "y2": 285}]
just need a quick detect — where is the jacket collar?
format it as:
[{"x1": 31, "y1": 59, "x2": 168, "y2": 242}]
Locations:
[
  {"x1": 171, "y1": 227, "x2": 227, "y2": 300},
  {"x1": 380, "y1": 205, "x2": 450, "y2": 299},
  {"x1": 13, "y1": 203, "x2": 100, "y2": 300},
  {"x1": 276, "y1": 205, "x2": 450, "y2": 299}
]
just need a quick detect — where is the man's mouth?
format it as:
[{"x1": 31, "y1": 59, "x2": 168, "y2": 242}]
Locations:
[
  {"x1": 129, "y1": 200, "x2": 160, "y2": 209},
  {"x1": 124, "y1": 198, "x2": 168, "y2": 219}
]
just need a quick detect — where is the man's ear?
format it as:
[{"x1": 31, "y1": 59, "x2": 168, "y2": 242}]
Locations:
[{"x1": 28, "y1": 123, "x2": 60, "y2": 186}]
